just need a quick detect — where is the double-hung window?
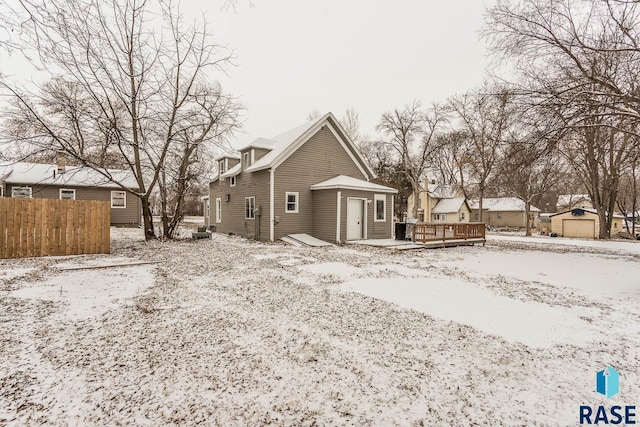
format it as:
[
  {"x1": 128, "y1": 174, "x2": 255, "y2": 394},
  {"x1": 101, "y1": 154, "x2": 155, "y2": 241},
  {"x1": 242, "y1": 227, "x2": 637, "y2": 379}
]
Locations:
[
  {"x1": 111, "y1": 191, "x2": 126, "y2": 208},
  {"x1": 285, "y1": 192, "x2": 298, "y2": 213},
  {"x1": 374, "y1": 194, "x2": 385, "y2": 222},
  {"x1": 243, "y1": 152, "x2": 249, "y2": 168},
  {"x1": 215, "y1": 198, "x2": 222, "y2": 223},
  {"x1": 245, "y1": 197, "x2": 255, "y2": 219}
]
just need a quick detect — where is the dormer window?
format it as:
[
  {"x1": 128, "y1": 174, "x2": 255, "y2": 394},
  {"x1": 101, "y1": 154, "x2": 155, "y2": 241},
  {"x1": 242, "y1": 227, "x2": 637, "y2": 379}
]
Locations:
[
  {"x1": 243, "y1": 152, "x2": 249, "y2": 168},
  {"x1": 219, "y1": 159, "x2": 226, "y2": 174}
]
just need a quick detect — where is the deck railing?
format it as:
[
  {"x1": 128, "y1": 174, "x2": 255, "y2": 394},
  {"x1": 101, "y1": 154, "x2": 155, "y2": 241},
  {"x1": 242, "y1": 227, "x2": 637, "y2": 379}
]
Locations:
[{"x1": 412, "y1": 222, "x2": 485, "y2": 243}]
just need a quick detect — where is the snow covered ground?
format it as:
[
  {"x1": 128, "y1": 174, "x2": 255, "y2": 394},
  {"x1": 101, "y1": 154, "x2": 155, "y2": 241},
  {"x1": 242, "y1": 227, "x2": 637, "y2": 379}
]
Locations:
[{"x1": 1, "y1": 228, "x2": 639, "y2": 425}]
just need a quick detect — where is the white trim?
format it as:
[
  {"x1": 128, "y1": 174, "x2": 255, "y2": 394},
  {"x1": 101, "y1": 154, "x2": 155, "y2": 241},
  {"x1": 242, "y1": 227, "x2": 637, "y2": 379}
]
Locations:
[
  {"x1": 251, "y1": 149, "x2": 255, "y2": 165},
  {"x1": 326, "y1": 124, "x2": 371, "y2": 179},
  {"x1": 346, "y1": 197, "x2": 367, "y2": 240},
  {"x1": 310, "y1": 183, "x2": 397, "y2": 194},
  {"x1": 336, "y1": 191, "x2": 341, "y2": 243},
  {"x1": 11, "y1": 186, "x2": 32, "y2": 198},
  {"x1": 245, "y1": 196, "x2": 256, "y2": 219},
  {"x1": 215, "y1": 198, "x2": 222, "y2": 223},
  {"x1": 205, "y1": 199, "x2": 211, "y2": 225},
  {"x1": 0, "y1": 185, "x2": 3, "y2": 197},
  {"x1": 285, "y1": 191, "x2": 299, "y2": 213},
  {"x1": 374, "y1": 194, "x2": 386, "y2": 222},
  {"x1": 391, "y1": 195, "x2": 395, "y2": 238},
  {"x1": 364, "y1": 200, "x2": 368, "y2": 239},
  {"x1": 269, "y1": 169, "x2": 275, "y2": 241},
  {"x1": 230, "y1": 176, "x2": 236, "y2": 187},
  {"x1": 59, "y1": 188, "x2": 76, "y2": 200},
  {"x1": 110, "y1": 190, "x2": 126, "y2": 208}
]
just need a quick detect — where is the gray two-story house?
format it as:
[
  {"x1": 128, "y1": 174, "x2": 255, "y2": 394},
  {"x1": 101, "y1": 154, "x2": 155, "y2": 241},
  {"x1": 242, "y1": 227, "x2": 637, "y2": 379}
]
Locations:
[{"x1": 207, "y1": 112, "x2": 397, "y2": 243}]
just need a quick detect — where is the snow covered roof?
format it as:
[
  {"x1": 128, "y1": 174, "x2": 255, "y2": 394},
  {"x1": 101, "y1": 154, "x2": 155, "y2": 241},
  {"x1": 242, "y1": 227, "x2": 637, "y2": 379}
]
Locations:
[
  {"x1": 432, "y1": 198, "x2": 467, "y2": 214},
  {"x1": 220, "y1": 163, "x2": 241, "y2": 178},
  {"x1": 557, "y1": 194, "x2": 590, "y2": 207},
  {"x1": 428, "y1": 184, "x2": 459, "y2": 199},
  {"x1": 242, "y1": 113, "x2": 374, "y2": 178},
  {"x1": 215, "y1": 153, "x2": 241, "y2": 161},
  {"x1": 0, "y1": 162, "x2": 138, "y2": 189},
  {"x1": 468, "y1": 197, "x2": 540, "y2": 212},
  {"x1": 550, "y1": 207, "x2": 625, "y2": 219},
  {"x1": 310, "y1": 175, "x2": 398, "y2": 194}
]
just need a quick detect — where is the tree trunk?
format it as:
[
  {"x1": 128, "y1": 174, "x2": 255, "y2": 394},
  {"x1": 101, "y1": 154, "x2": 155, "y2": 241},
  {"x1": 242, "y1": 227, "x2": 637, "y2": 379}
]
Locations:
[
  {"x1": 525, "y1": 201, "x2": 532, "y2": 236},
  {"x1": 140, "y1": 195, "x2": 155, "y2": 241},
  {"x1": 478, "y1": 187, "x2": 484, "y2": 223}
]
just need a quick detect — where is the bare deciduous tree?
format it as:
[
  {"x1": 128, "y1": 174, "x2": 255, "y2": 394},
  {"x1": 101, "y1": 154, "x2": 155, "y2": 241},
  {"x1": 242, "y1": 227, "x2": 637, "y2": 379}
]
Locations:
[
  {"x1": 376, "y1": 101, "x2": 448, "y2": 219},
  {"x1": 447, "y1": 85, "x2": 513, "y2": 222},
  {"x1": 0, "y1": 0, "x2": 241, "y2": 240}
]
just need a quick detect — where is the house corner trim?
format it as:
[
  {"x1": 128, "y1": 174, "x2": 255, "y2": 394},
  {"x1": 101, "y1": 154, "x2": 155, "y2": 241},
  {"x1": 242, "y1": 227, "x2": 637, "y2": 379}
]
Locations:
[{"x1": 269, "y1": 168, "x2": 275, "y2": 242}]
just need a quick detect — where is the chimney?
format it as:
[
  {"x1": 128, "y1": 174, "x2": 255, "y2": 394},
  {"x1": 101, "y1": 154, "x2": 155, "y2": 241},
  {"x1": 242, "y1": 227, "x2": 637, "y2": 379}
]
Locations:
[{"x1": 56, "y1": 151, "x2": 67, "y2": 173}]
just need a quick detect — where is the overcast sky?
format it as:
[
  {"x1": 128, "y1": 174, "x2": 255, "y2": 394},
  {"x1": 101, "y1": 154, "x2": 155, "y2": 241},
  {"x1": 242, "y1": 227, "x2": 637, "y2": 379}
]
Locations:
[
  {"x1": 201, "y1": 0, "x2": 496, "y2": 147},
  {"x1": 1, "y1": 0, "x2": 496, "y2": 150}
]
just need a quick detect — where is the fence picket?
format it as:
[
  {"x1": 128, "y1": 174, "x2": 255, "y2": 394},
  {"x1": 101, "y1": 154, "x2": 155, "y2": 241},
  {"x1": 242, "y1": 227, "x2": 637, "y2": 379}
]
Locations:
[{"x1": 0, "y1": 198, "x2": 110, "y2": 259}]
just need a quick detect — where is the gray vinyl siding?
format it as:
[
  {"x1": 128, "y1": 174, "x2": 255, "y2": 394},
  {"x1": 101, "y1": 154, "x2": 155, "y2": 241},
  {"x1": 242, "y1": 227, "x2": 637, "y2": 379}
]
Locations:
[
  {"x1": 311, "y1": 190, "x2": 338, "y2": 242},
  {"x1": 338, "y1": 190, "x2": 392, "y2": 241},
  {"x1": 273, "y1": 125, "x2": 367, "y2": 240},
  {"x1": 5, "y1": 183, "x2": 141, "y2": 226},
  {"x1": 209, "y1": 169, "x2": 270, "y2": 240}
]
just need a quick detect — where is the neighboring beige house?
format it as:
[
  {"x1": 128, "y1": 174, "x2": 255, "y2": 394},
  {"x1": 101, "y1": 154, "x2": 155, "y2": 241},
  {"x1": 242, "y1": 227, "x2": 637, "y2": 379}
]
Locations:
[
  {"x1": 0, "y1": 160, "x2": 141, "y2": 226},
  {"x1": 550, "y1": 208, "x2": 624, "y2": 239},
  {"x1": 406, "y1": 179, "x2": 469, "y2": 223},
  {"x1": 556, "y1": 194, "x2": 592, "y2": 211},
  {"x1": 469, "y1": 197, "x2": 540, "y2": 229},
  {"x1": 207, "y1": 112, "x2": 398, "y2": 243}
]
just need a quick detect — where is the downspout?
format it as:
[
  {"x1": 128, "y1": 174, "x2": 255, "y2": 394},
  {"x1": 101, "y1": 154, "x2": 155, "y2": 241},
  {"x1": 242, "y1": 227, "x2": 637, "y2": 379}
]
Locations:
[
  {"x1": 336, "y1": 191, "x2": 341, "y2": 243},
  {"x1": 269, "y1": 168, "x2": 275, "y2": 242}
]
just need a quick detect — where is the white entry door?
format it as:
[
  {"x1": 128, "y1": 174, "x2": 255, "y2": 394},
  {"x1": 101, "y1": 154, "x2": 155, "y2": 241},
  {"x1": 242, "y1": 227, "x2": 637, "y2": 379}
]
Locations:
[{"x1": 347, "y1": 198, "x2": 364, "y2": 240}]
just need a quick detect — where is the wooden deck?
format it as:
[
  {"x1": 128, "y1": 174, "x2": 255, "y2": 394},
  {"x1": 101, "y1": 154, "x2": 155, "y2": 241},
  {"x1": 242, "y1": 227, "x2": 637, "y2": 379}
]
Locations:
[{"x1": 412, "y1": 222, "x2": 486, "y2": 244}]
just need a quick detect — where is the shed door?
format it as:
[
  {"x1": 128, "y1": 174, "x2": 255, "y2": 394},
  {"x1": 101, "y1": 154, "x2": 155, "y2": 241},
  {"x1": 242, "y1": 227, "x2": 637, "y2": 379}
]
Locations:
[
  {"x1": 563, "y1": 219, "x2": 595, "y2": 238},
  {"x1": 347, "y1": 198, "x2": 364, "y2": 240}
]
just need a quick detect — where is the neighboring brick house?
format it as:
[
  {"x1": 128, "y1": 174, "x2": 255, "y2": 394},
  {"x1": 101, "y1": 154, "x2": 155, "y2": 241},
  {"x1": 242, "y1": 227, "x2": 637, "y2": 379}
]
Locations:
[
  {"x1": 0, "y1": 160, "x2": 141, "y2": 226},
  {"x1": 207, "y1": 112, "x2": 398, "y2": 243}
]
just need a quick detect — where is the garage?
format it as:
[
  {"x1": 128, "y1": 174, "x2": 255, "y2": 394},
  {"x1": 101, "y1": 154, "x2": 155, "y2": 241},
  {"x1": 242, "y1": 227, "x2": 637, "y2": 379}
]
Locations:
[{"x1": 562, "y1": 218, "x2": 595, "y2": 239}]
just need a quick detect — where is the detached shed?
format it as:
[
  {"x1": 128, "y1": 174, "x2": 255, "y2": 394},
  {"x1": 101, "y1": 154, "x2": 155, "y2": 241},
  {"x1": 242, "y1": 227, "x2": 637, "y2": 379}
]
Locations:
[{"x1": 550, "y1": 208, "x2": 624, "y2": 239}]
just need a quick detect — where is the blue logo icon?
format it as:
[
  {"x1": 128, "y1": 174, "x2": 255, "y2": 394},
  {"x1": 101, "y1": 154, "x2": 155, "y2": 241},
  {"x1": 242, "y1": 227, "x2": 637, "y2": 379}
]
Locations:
[{"x1": 596, "y1": 366, "x2": 620, "y2": 398}]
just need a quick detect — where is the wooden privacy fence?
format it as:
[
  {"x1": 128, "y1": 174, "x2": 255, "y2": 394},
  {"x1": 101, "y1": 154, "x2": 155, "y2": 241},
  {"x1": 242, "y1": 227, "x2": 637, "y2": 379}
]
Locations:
[
  {"x1": 0, "y1": 198, "x2": 110, "y2": 259},
  {"x1": 412, "y1": 222, "x2": 486, "y2": 243}
]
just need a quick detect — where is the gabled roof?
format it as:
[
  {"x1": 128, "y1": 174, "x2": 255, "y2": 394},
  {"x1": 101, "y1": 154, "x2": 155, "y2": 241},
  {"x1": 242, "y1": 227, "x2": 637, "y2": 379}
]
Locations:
[
  {"x1": 0, "y1": 162, "x2": 138, "y2": 189},
  {"x1": 244, "y1": 112, "x2": 375, "y2": 178},
  {"x1": 310, "y1": 175, "x2": 397, "y2": 194},
  {"x1": 428, "y1": 184, "x2": 459, "y2": 199},
  {"x1": 549, "y1": 207, "x2": 624, "y2": 219},
  {"x1": 215, "y1": 153, "x2": 240, "y2": 161},
  {"x1": 557, "y1": 194, "x2": 590, "y2": 207},
  {"x1": 468, "y1": 197, "x2": 540, "y2": 212},
  {"x1": 220, "y1": 163, "x2": 241, "y2": 178},
  {"x1": 432, "y1": 197, "x2": 467, "y2": 214}
]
